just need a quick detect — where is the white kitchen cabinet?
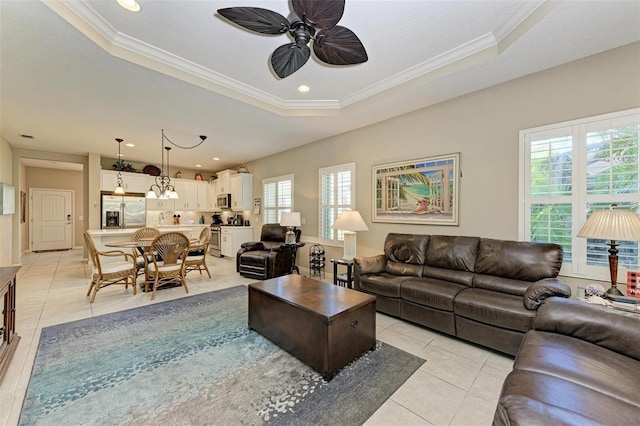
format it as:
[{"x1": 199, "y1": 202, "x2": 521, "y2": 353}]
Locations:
[
  {"x1": 173, "y1": 179, "x2": 198, "y2": 210},
  {"x1": 230, "y1": 173, "x2": 253, "y2": 211},
  {"x1": 101, "y1": 170, "x2": 147, "y2": 193},
  {"x1": 216, "y1": 169, "x2": 237, "y2": 194},
  {"x1": 207, "y1": 181, "x2": 219, "y2": 211},
  {"x1": 145, "y1": 198, "x2": 174, "y2": 210},
  {"x1": 196, "y1": 181, "x2": 209, "y2": 211},
  {"x1": 221, "y1": 226, "x2": 253, "y2": 257}
]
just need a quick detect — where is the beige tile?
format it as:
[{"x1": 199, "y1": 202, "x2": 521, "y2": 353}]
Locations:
[
  {"x1": 469, "y1": 365, "x2": 511, "y2": 406},
  {"x1": 387, "y1": 320, "x2": 439, "y2": 344},
  {"x1": 429, "y1": 335, "x2": 490, "y2": 363},
  {"x1": 377, "y1": 328, "x2": 428, "y2": 357},
  {"x1": 450, "y1": 393, "x2": 497, "y2": 426},
  {"x1": 418, "y1": 345, "x2": 483, "y2": 391},
  {"x1": 486, "y1": 351, "x2": 515, "y2": 372},
  {"x1": 365, "y1": 399, "x2": 434, "y2": 425},
  {"x1": 375, "y1": 312, "x2": 400, "y2": 329},
  {"x1": 391, "y1": 369, "x2": 466, "y2": 426}
]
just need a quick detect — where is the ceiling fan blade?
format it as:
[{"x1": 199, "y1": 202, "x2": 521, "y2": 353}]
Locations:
[
  {"x1": 313, "y1": 26, "x2": 368, "y2": 65},
  {"x1": 217, "y1": 7, "x2": 289, "y2": 35},
  {"x1": 271, "y1": 43, "x2": 311, "y2": 79},
  {"x1": 292, "y1": 0, "x2": 345, "y2": 30}
]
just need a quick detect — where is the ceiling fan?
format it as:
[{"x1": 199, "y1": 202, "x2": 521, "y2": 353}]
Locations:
[{"x1": 217, "y1": 0, "x2": 368, "y2": 79}]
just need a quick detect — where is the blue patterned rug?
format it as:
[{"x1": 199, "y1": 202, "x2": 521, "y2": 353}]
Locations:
[{"x1": 20, "y1": 286, "x2": 424, "y2": 425}]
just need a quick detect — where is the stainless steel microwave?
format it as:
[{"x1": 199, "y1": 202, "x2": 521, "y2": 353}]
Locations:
[{"x1": 217, "y1": 193, "x2": 231, "y2": 209}]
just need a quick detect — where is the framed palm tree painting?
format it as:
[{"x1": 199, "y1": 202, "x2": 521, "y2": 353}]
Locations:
[{"x1": 372, "y1": 153, "x2": 460, "y2": 225}]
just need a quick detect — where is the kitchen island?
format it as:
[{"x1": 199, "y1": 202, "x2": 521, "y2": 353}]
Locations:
[{"x1": 87, "y1": 225, "x2": 208, "y2": 263}]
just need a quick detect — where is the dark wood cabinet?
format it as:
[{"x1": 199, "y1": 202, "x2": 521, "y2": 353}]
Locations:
[{"x1": 0, "y1": 265, "x2": 20, "y2": 384}]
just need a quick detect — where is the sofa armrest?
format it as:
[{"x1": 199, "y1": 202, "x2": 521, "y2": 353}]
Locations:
[
  {"x1": 240, "y1": 241, "x2": 264, "y2": 251},
  {"x1": 353, "y1": 255, "x2": 386, "y2": 291},
  {"x1": 534, "y1": 297, "x2": 640, "y2": 361},
  {"x1": 522, "y1": 278, "x2": 571, "y2": 310},
  {"x1": 354, "y1": 255, "x2": 386, "y2": 275}
]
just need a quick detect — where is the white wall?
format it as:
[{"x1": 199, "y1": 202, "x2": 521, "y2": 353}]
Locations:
[
  {"x1": 0, "y1": 137, "x2": 14, "y2": 266},
  {"x1": 246, "y1": 42, "x2": 640, "y2": 291}
]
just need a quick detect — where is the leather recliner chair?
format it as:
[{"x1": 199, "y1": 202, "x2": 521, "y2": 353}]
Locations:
[{"x1": 236, "y1": 224, "x2": 302, "y2": 280}]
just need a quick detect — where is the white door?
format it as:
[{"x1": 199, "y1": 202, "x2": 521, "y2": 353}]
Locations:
[{"x1": 30, "y1": 188, "x2": 73, "y2": 251}]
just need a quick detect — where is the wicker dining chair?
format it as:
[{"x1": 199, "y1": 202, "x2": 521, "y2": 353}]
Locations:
[
  {"x1": 185, "y1": 227, "x2": 212, "y2": 278},
  {"x1": 83, "y1": 231, "x2": 137, "y2": 303},
  {"x1": 144, "y1": 231, "x2": 190, "y2": 300},
  {"x1": 131, "y1": 227, "x2": 161, "y2": 278}
]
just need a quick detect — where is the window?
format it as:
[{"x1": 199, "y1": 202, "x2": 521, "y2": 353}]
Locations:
[
  {"x1": 262, "y1": 174, "x2": 293, "y2": 224},
  {"x1": 520, "y1": 108, "x2": 640, "y2": 281},
  {"x1": 319, "y1": 163, "x2": 355, "y2": 244}
]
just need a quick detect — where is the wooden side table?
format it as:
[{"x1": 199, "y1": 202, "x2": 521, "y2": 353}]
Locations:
[
  {"x1": 288, "y1": 242, "x2": 305, "y2": 274},
  {"x1": 0, "y1": 265, "x2": 21, "y2": 384},
  {"x1": 331, "y1": 258, "x2": 354, "y2": 288}
]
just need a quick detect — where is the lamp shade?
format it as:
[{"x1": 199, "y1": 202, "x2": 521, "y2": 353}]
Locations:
[
  {"x1": 280, "y1": 212, "x2": 301, "y2": 227},
  {"x1": 332, "y1": 211, "x2": 369, "y2": 232},
  {"x1": 577, "y1": 207, "x2": 640, "y2": 241}
]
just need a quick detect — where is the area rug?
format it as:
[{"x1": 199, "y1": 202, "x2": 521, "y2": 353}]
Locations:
[{"x1": 20, "y1": 286, "x2": 424, "y2": 425}]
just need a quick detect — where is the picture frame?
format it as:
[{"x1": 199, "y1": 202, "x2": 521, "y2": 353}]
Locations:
[{"x1": 372, "y1": 153, "x2": 460, "y2": 225}]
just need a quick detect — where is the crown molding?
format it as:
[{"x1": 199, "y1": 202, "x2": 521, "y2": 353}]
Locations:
[{"x1": 43, "y1": 0, "x2": 555, "y2": 116}]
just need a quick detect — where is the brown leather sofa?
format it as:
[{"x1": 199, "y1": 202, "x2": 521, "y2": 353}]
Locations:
[
  {"x1": 236, "y1": 224, "x2": 301, "y2": 280},
  {"x1": 354, "y1": 233, "x2": 571, "y2": 355},
  {"x1": 494, "y1": 297, "x2": 640, "y2": 425}
]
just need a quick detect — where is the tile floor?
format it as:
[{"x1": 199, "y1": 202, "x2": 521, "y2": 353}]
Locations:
[{"x1": 0, "y1": 249, "x2": 512, "y2": 426}]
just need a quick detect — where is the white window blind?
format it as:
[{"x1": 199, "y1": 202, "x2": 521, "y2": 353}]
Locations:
[
  {"x1": 520, "y1": 108, "x2": 640, "y2": 281},
  {"x1": 262, "y1": 174, "x2": 293, "y2": 224},
  {"x1": 319, "y1": 163, "x2": 355, "y2": 243}
]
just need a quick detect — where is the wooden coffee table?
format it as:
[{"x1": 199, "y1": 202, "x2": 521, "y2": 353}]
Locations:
[{"x1": 248, "y1": 274, "x2": 376, "y2": 380}]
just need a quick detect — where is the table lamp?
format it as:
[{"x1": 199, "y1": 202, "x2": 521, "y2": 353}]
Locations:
[
  {"x1": 280, "y1": 212, "x2": 301, "y2": 245},
  {"x1": 332, "y1": 210, "x2": 369, "y2": 260},
  {"x1": 577, "y1": 204, "x2": 640, "y2": 296}
]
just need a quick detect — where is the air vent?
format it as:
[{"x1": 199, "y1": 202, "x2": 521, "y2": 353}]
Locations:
[{"x1": 20, "y1": 134, "x2": 34, "y2": 139}]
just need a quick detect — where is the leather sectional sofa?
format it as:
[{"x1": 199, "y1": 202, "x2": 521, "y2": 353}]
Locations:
[
  {"x1": 353, "y1": 233, "x2": 571, "y2": 355},
  {"x1": 494, "y1": 297, "x2": 640, "y2": 425}
]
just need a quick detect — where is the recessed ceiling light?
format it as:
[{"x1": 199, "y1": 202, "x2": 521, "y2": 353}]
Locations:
[
  {"x1": 125, "y1": 143, "x2": 135, "y2": 147},
  {"x1": 213, "y1": 157, "x2": 220, "y2": 161},
  {"x1": 117, "y1": 153, "x2": 124, "y2": 157},
  {"x1": 298, "y1": 85, "x2": 310, "y2": 93},
  {"x1": 195, "y1": 164, "x2": 202, "y2": 168},
  {"x1": 116, "y1": 0, "x2": 141, "y2": 12}
]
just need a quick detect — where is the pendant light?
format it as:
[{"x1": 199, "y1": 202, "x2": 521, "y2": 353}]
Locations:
[
  {"x1": 146, "y1": 129, "x2": 208, "y2": 199},
  {"x1": 113, "y1": 138, "x2": 126, "y2": 195}
]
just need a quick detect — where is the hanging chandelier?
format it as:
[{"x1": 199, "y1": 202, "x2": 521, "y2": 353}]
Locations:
[
  {"x1": 146, "y1": 129, "x2": 207, "y2": 199},
  {"x1": 113, "y1": 138, "x2": 126, "y2": 195}
]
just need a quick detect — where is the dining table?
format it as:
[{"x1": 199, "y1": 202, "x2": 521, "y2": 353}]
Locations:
[{"x1": 105, "y1": 234, "x2": 198, "y2": 290}]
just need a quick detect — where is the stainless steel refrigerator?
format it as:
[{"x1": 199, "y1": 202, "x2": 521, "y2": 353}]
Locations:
[{"x1": 101, "y1": 193, "x2": 146, "y2": 229}]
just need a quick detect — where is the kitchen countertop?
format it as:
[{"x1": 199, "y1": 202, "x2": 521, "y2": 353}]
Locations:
[{"x1": 87, "y1": 226, "x2": 203, "y2": 236}]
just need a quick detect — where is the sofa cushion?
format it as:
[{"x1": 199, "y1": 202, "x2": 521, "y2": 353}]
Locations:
[
  {"x1": 473, "y1": 274, "x2": 531, "y2": 296},
  {"x1": 474, "y1": 238, "x2": 562, "y2": 282},
  {"x1": 401, "y1": 277, "x2": 467, "y2": 311},
  {"x1": 384, "y1": 233, "x2": 429, "y2": 265},
  {"x1": 358, "y1": 273, "x2": 410, "y2": 298},
  {"x1": 425, "y1": 235, "x2": 479, "y2": 272},
  {"x1": 514, "y1": 330, "x2": 640, "y2": 408},
  {"x1": 238, "y1": 250, "x2": 271, "y2": 266},
  {"x1": 454, "y1": 288, "x2": 536, "y2": 332},
  {"x1": 422, "y1": 265, "x2": 474, "y2": 286}
]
